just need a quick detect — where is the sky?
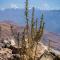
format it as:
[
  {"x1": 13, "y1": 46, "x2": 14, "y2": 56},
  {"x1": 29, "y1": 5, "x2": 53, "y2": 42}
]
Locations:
[{"x1": 0, "y1": 0, "x2": 60, "y2": 10}]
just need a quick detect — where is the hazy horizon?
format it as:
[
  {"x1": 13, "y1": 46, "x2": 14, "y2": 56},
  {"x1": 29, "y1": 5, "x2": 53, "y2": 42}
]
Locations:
[{"x1": 0, "y1": 0, "x2": 60, "y2": 10}]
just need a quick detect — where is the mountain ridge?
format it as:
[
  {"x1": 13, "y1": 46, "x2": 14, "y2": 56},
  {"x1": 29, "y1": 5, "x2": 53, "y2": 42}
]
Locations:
[{"x1": 0, "y1": 9, "x2": 60, "y2": 33}]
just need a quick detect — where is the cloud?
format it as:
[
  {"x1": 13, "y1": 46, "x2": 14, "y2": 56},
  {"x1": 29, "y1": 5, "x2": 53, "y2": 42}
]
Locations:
[
  {"x1": 43, "y1": 3, "x2": 50, "y2": 10},
  {"x1": 10, "y1": 4, "x2": 19, "y2": 9},
  {"x1": 0, "y1": 3, "x2": 20, "y2": 11},
  {"x1": 0, "y1": 8, "x2": 5, "y2": 11},
  {"x1": 40, "y1": 3, "x2": 51, "y2": 10}
]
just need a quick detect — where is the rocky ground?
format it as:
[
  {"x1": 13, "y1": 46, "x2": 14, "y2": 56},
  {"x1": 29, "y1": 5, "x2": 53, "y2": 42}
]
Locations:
[
  {"x1": 0, "y1": 40, "x2": 60, "y2": 60},
  {"x1": 0, "y1": 22, "x2": 60, "y2": 60}
]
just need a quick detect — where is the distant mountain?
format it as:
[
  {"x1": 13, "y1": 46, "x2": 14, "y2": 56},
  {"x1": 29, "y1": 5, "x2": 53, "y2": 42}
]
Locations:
[
  {"x1": 0, "y1": 22, "x2": 24, "y2": 40},
  {"x1": 43, "y1": 31, "x2": 60, "y2": 51},
  {"x1": 0, "y1": 8, "x2": 60, "y2": 33}
]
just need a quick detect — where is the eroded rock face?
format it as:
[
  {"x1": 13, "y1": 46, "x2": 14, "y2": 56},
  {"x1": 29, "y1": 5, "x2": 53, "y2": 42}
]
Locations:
[
  {"x1": 39, "y1": 51, "x2": 60, "y2": 60},
  {"x1": 8, "y1": 54, "x2": 20, "y2": 60},
  {"x1": 0, "y1": 48, "x2": 12, "y2": 60},
  {"x1": 35, "y1": 42, "x2": 48, "y2": 58},
  {"x1": 40, "y1": 52, "x2": 55, "y2": 60},
  {"x1": 0, "y1": 48, "x2": 21, "y2": 60},
  {"x1": 0, "y1": 43, "x2": 60, "y2": 60}
]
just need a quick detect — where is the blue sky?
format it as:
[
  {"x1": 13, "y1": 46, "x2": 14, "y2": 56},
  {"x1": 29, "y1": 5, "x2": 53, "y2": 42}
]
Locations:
[{"x1": 0, "y1": 0, "x2": 60, "y2": 10}]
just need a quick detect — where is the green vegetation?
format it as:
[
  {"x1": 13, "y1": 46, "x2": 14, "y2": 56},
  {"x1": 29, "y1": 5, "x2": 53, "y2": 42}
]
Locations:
[
  {"x1": 31, "y1": 7, "x2": 35, "y2": 40},
  {"x1": 20, "y1": 0, "x2": 45, "y2": 60},
  {"x1": 35, "y1": 18, "x2": 38, "y2": 33},
  {"x1": 25, "y1": 0, "x2": 29, "y2": 35}
]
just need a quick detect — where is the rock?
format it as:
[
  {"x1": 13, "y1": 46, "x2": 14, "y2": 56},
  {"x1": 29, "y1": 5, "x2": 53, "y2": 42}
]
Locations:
[
  {"x1": 35, "y1": 42, "x2": 48, "y2": 58},
  {"x1": 13, "y1": 54, "x2": 20, "y2": 60},
  {"x1": 0, "y1": 48, "x2": 12, "y2": 60},
  {"x1": 38, "y1": 51, "x2": 60, "y2": 60},
  {"x1": 39, "y1": 51, "x2": 55, "y2": 60},
  {"x1": 0, "y1": 43, "x2": 5, "y2": 48}
]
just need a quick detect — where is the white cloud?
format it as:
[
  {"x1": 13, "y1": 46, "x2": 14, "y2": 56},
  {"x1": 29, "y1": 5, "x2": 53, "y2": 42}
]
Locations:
[
  {"x1": 38, "y1": 3, "x2": 51, "y2": 10},
  {"x1": 43, "y1": 3, "x2": 51, "y2": 10},
  {"x1": 0, "y1": 8, "x2": 5, "y2": 11},
  {"x1": 29, "y1": 2, "x2": 51, "y2": 10},
  {"x1": 0, "y1": 3, "x2": 20, "y2": 11},
  {"x1": 10, "y1": 4, "x2": 19, "y2": 9}
]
